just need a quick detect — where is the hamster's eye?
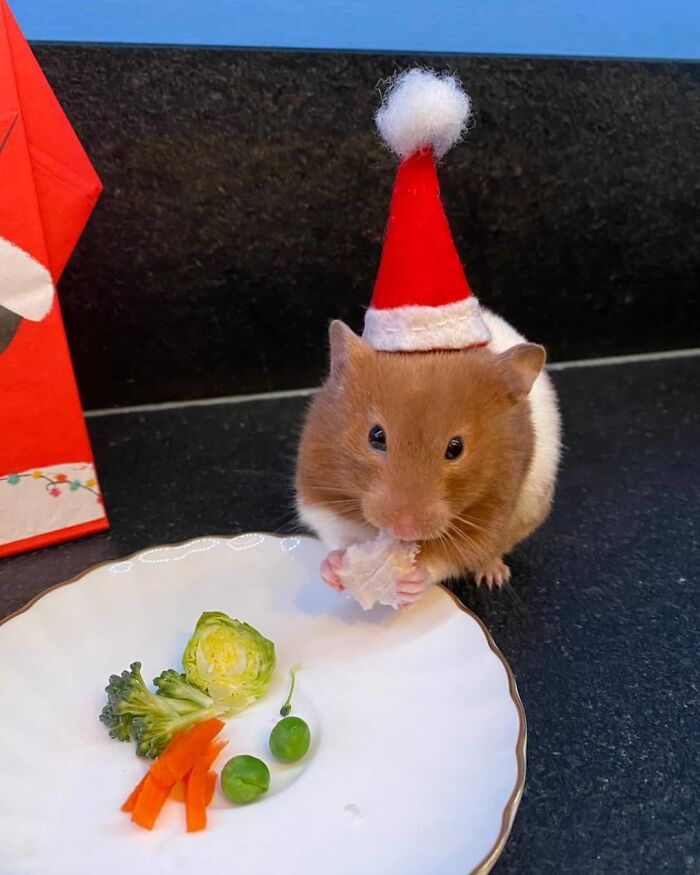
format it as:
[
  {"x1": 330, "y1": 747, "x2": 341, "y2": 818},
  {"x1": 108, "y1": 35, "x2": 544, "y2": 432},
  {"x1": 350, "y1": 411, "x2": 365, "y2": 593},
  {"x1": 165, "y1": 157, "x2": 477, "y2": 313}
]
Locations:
[
  {"x1": 368, "y1": 424, "x2": 387, "y2": 452},
  {"x1": 445, "y1": 437, "x2": 464, "y2": 460}
]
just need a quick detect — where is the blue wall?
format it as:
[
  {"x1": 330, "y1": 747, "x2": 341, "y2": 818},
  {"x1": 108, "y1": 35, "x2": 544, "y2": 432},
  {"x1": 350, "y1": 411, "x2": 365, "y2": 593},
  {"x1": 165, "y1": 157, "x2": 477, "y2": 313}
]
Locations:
[{"x1": 13, "y1": 0, "x2": 700, "y2": 60}]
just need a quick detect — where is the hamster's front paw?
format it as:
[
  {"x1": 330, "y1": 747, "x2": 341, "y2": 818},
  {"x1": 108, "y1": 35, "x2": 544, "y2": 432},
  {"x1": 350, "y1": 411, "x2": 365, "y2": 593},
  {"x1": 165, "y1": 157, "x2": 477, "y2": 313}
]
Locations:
[
  {"x1": 474, "y1": 557, "x2": 511, "y2": 590},
  {"x1": 320, "y1": 550, "x2": 346, "y2": 592},
  {"x1": 395, "y1": 562, "x2": 433, "y2": 607}
]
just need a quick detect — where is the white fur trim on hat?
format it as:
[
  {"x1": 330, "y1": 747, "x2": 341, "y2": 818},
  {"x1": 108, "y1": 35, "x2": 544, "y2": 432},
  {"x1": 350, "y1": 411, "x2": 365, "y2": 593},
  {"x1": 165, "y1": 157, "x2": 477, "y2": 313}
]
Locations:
[
  {"x1": 362, "y1": 296, "x2": 492, "y2": 352},
  {"x1": 0, "y1": 237, "x2": 54, "y2": 321}
]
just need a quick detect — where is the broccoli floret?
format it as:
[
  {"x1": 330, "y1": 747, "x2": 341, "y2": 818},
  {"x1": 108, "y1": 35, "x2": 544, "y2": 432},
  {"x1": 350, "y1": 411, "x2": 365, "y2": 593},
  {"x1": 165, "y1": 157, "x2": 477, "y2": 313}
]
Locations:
[
  {"x1": 130, "y1": 707, "x2": 220, "y2": 759},
  {"x1": 100, "y1": 662, "x2": 178, "y2": 741},
  {"x1": 99, "y1": 702, "x2": 132, "y2": 742},
  {"x1": 153, "y1": 669, "x2": 215, "y2": 710},
  {"x1": 99, "y1": 661, "x2": 227, "y2": 758}
]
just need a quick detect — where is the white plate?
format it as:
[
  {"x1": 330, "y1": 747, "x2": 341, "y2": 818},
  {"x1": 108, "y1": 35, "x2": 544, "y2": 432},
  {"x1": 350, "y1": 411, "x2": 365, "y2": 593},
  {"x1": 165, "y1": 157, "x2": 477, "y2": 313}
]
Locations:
[{"x1": 0, "y1": 534, "x2": 525, "y2": 875}]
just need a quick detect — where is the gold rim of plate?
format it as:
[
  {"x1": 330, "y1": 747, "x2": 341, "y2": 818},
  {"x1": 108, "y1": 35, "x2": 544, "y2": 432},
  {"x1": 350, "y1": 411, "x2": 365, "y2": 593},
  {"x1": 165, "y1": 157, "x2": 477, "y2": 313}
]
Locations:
[{"x1": 0, "y1": 533, "x2": 526, "y2": 875}]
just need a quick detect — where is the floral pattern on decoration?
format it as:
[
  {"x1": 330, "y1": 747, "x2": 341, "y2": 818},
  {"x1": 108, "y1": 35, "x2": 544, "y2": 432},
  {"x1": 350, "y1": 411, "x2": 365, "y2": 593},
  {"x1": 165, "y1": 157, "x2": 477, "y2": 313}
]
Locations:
[
  {"x1": 0, "y1": 461, "x2": 106, "y2": 548},
  {"x1": 1, "y1": 469, "x2": 101, "y2": 503}
]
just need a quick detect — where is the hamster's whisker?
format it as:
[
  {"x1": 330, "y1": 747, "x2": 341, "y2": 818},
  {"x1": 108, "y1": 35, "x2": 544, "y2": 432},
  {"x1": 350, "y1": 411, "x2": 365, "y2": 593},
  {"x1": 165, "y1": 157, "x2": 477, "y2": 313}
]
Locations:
[
  {"x1": 315, "y1": 498, "x2": 362, "y2": 509},
  {"x1": 442, "y1": 525, "x2": 472, "y2": 566},
  {"x1": 310, "y1": 498, "x2": 364, "y2": 522},
  {"x1": 435, "y1": 531, "x2": 450, "y2": 556},
  {"x1": 438, "y1": 530, "x2": 474, "y2": 569},
  {"x1": 452, "y1": 513, "x2": 489, "y2": 534},
  {"x1": 445, "y1": 521, "x2": 492, "y2": 567},
  {"x1": 305, "y1": 484, "x2": 361, "y2": 496}
]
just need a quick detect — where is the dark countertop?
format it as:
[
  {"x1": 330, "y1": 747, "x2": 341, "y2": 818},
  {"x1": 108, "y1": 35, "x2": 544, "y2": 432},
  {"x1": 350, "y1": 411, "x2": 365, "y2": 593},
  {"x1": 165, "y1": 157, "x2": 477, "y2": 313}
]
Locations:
[
  {"x1": 36, "y1": 46, "x2": 700, "y2": 408},
  {"x1": 1, "y1": 355, "x2": 698, "y2": 873}
]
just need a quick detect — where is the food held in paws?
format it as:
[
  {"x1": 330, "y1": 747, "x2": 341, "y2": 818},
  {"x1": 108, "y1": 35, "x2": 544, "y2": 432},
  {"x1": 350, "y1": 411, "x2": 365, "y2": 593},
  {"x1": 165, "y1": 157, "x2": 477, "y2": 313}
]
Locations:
[{"x1": 338, "y1": 532, "x2": 420, "y2": 610}]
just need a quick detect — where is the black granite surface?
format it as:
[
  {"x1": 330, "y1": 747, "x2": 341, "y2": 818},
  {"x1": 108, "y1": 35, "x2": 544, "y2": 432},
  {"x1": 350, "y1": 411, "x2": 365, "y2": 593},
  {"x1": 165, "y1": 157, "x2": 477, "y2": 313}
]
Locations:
[
  {"x1": 1, "y1": 356, "x2": 698, "y2": 873},
  {"x1": 30, "y1": 46, "x2": 700, "y2": 409}
]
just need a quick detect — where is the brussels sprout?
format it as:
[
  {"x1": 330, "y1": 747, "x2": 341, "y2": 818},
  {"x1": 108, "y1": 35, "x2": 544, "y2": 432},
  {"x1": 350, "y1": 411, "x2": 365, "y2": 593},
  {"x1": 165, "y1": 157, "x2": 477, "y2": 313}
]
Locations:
[{"x1": 182, "y1": 611, "x2": 276, "y2": 709}]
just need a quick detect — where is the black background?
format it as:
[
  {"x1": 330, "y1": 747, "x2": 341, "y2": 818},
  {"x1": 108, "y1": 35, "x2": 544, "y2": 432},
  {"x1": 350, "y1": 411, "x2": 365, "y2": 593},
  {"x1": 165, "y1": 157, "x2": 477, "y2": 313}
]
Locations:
[{"x1": 33, "y1": 47, "x2": 700, "y2": 409}]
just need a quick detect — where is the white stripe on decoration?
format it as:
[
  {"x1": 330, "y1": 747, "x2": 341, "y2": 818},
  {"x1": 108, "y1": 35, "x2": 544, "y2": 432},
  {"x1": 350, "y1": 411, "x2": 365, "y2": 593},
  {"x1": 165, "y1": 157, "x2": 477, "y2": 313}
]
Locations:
[{"x1": 0, "y1": 237, "x2": 54, "y2": 321}]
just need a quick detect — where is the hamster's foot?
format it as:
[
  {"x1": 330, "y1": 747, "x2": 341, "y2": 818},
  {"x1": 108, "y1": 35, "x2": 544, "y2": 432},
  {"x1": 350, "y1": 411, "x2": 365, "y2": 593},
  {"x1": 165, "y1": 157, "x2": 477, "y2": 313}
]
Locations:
[
  {"x1": 320, "y1": 550, "x2": 346, "y2": 591},
  {"x1": 396, "y1": 562, "x2": 432, "y2": 607},
  {"x1": 474, "y1": 558, "x2": 511, "y2": 590}
]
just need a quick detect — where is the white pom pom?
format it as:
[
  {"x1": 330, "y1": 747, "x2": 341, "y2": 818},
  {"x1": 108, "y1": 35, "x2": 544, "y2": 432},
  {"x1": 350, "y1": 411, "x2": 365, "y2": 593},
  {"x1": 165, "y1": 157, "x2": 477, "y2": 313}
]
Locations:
[{"x1": 375, "y1": 68, "x2": 471, "y2": 160}]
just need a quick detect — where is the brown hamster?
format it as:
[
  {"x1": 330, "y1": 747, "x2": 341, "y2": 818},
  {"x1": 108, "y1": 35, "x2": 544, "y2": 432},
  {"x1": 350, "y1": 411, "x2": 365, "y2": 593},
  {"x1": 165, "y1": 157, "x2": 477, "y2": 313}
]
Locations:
[{"x1": 295, "y1": 308, "x2": 561, "y2": 598}]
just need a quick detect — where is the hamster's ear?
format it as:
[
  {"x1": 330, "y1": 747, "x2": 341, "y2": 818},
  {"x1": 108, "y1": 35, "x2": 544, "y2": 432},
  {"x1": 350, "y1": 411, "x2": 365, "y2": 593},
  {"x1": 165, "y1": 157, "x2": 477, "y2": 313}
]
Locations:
[
  {"x1": 329, "y1": 320, "x2": 369, "y2": 382},
  {"x1": 497, "y1": 343, "x2": 546, "y2": 404}
]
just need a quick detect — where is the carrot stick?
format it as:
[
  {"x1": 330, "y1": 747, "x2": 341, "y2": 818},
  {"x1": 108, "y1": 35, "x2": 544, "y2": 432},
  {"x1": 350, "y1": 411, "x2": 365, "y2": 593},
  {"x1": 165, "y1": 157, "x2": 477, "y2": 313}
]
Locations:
[
  {"x1": 167, "y1": 741, "x2": 227, "y2": 804},
  {"x1": 121, "y1": 774, "x2": 147, "y2": 812},
  {"x1": 169, "y1": 779, "x2": 187, "y2": 803},
  {"x1": 184, "y1": 738, "x2": 227, "y2": 832},
  {"x1": 150, "y1": 718, "x2": 224, "y2": 787},
  {"x1": 131, "y1": 774, "x2": 171, "y2": 830},
  {"x1": 202, "y1": 738, "x2": 228, "y2": 769},
  {"x1": 185, "y1": 758, "x2": 209, "y2": 832},
  {"x1": 121, "y1": 721, "x2": 226, "y2": 829},
  {"x1": 204, "y1": 770, "x2": 217, "y2": 806}
]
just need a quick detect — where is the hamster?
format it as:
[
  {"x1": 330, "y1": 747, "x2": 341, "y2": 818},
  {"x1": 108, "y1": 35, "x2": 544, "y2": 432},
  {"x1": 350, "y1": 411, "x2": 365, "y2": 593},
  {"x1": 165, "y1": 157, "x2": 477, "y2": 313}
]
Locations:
[{"x1": 295, "y1": 307, "x2": 561, "y2": 601}]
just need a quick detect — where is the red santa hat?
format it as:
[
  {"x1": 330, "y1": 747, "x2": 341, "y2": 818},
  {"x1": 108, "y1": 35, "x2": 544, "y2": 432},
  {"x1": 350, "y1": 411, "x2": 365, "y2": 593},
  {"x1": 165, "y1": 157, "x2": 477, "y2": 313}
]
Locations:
[{"x1": 362, "y1": 69, "x2": 491, "y2": 352}]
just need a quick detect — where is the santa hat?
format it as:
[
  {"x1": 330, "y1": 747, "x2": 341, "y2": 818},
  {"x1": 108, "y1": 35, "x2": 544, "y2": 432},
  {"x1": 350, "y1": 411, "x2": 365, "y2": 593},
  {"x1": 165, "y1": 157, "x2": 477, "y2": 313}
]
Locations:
[{"x1": 362, "y1": 69, "x2": 491, "y2": 352}]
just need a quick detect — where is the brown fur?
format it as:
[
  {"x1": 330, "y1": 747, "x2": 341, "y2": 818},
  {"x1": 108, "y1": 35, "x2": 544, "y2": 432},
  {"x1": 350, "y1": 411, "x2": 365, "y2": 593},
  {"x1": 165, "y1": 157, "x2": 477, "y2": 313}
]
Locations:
[{"x1": 296, "y1": 321, "x2": 546, "y2": 581}]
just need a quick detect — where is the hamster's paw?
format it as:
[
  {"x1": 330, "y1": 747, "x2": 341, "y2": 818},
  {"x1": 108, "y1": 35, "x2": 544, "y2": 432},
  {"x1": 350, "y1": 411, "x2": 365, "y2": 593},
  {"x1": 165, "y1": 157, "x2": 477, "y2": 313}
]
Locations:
[
  {"x1": 474, "y1": 558, "x2": 511, "y2": 590},
  {"x1": 320, "y1": 550, "x2": 346, "y2": 592},
  {"x1": 396, "y1": 562, "x2": 432, "y2": 607}
]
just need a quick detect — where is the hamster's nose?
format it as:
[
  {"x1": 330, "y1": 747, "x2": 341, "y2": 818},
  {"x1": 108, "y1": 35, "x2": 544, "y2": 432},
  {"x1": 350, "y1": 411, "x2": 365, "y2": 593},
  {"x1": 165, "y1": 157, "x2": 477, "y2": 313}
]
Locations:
[{"x1": 389, "y1": 515, "x2": 423, "y2": 542}]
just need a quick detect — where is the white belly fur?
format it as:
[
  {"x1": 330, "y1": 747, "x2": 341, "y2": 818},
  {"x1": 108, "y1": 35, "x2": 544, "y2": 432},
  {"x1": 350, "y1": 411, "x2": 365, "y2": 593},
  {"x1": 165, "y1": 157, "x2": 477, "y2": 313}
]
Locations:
[
  {"x1": 481, "y1": 308, "x2": 562, "y2": 536},
  {"x1": 297, "y1": 501, "x2": 377, "y2": 552}
]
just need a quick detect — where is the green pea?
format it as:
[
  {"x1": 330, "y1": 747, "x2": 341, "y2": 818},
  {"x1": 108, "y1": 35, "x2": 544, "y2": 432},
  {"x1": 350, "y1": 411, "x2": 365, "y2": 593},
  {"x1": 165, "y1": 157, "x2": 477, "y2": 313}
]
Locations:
[
  {"x1": 269, "y1": 715, "x2": 311, "y2": 763},
  {"x1": 220, "y1": 755, "x2": 270, "y2": 804}
]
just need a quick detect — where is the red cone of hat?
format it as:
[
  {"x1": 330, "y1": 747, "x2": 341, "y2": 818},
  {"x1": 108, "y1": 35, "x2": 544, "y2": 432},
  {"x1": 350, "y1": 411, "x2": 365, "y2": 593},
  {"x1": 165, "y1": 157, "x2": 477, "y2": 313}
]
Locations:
[{"x1": 363, "y1": 69, "x2": 491, "y2": 352}]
